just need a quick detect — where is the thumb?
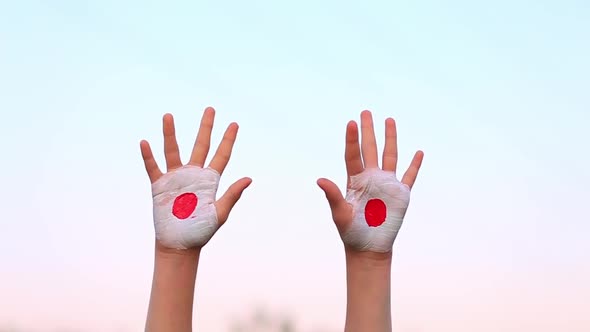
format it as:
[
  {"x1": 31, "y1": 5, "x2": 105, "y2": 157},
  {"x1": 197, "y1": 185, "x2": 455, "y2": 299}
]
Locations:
[
  {"x1": 215, "y1": 177, "x2": 253, "y2": 225},
  {"x1": 317, "y1": 178, "x2": 347, "y2": 212},
  {"x1": 317, "y1": 178, "x2": 352, "y2": 231}
]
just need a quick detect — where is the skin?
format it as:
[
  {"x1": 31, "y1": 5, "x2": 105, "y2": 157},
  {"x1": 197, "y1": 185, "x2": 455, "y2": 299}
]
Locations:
[
  {"x1": 317, "y1": 110, "x2": 424, "y2": 332},
  {"x1": 140, "y1": 107, "x2": 252, "y2": 332}
]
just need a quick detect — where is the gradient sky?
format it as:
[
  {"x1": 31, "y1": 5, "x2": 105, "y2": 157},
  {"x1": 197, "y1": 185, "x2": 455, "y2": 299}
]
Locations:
[{"x1": 1, "y1": 0, "x2": 589, "y2": 331}]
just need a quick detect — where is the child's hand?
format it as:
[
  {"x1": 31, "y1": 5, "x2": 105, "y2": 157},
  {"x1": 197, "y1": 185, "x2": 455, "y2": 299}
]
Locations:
[
  {"x1": 318, "y1": 111, "x2": 424, "y2": 253},
  {"x1": 140, "y1": 108, "x2": 252, "y2": 249}
]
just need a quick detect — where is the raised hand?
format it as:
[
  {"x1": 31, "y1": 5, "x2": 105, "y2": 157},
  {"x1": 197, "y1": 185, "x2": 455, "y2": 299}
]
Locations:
[
  {"x1": 318, "y1": 110, "x2": 424, "y2": 253},
  {"x1": 140, "y1": 107, "x2": 252, "y2": 249}
]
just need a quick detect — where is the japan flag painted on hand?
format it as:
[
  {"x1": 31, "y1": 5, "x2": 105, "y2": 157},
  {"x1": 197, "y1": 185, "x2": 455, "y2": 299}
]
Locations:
[
  {"x1": 342, "y1": 169, "x2": 411, "y2": 252},
  {"x1": 152, "y1": 166, "x2": 221, "y2": 249}
]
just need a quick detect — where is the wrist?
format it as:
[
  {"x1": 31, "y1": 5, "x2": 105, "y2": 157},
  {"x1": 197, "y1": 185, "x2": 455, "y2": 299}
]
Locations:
[
  {"x1": 155, "y1": 240, "x2": 201, "y2": 261},
  {"x1": 345, "y1": 247, "x2": 392, "y2": 269}
]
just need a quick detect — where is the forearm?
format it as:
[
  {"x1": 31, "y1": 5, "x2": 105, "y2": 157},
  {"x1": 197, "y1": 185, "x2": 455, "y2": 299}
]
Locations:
[
  {"x1": 146, "y1": 242, "x2": 201, "y2": 332},
  {"x1": 344, "y1": 248, "x2": 393, "y2": 332}
]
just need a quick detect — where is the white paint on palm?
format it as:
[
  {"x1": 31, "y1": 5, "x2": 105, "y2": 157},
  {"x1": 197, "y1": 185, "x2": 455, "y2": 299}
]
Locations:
[
  {"x1": 152, "y1": 165, "x2": 220, "y2": 249},
  {"x1": 342, "y1": 168, "x2": 411, "y2": 253}
]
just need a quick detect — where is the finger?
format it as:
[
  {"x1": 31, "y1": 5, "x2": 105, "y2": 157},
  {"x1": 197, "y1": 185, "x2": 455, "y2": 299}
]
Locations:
[
  {"x1": 360, "y1": 110, "x2": 379, "y2": 168},
  {"x1": 401, "y1": 150, "x2": 425, "y2": 189},
  {"x1": 162, "y1": 113, "x2": 183, "y2": 170},
  {"x1": 317, "y1": 178, "x2": 351, "y2": 231},
  {"x1": 140, "y1": 140, "x2": 163, "y2": 183},
  {"x1": 189, "y1": 107, "x2": 215, "y2": 167},
  {"x1": 382, "y1": 117, "x2": 398, "y2": 172},
  {"x1": 208, "y1": 122, "x2": 238, "y2": 175},
  {"x1": 215, "y1": 177, "x2": 253, "y2": 225},
  {"x1": 345, "y1": 121, "x2": 363, "y2": 187}
]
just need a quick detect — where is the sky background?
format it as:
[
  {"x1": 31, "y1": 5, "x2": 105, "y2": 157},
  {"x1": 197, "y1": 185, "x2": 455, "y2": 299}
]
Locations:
[{"x1": 1, "y1": 0, "x2": 589, "y2": 331}]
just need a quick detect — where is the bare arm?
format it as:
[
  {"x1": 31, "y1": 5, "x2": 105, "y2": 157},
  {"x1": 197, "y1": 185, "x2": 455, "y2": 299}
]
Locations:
[
  {"x1": 146, "y1": 244, "x2": 201, "y2": 332},
  {"x1": 344, "y1": 250, "x2": 392, "y2": 332}
]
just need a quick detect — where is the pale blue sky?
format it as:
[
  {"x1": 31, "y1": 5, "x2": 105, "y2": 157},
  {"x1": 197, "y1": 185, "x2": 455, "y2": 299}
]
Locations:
[{"x1": 1, "y1": 1, "x2": 589, "y2": 331}]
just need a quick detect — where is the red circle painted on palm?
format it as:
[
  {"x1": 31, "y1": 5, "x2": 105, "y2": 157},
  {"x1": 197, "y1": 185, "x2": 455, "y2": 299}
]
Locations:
[
  {"x1": 172, "y1": 193, "x2": 198, "y2": 220},
  {"x1": 365, "y1": 199, "x2": 387, "y2": 227}
]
